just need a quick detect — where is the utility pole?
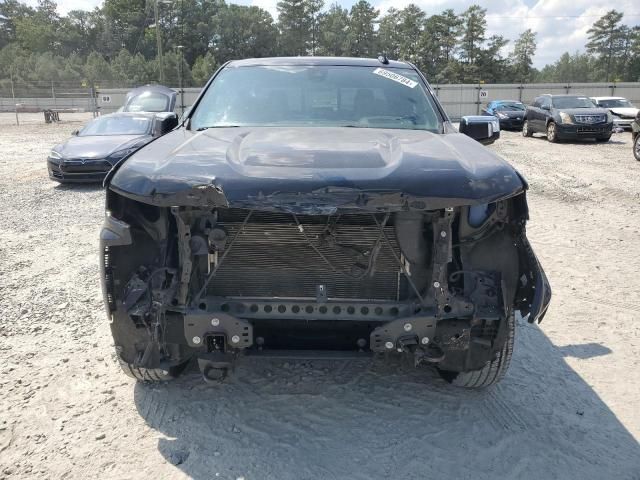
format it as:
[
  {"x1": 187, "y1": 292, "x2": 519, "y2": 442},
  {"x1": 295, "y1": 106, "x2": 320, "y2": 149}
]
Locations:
[
  {"x1": 176, "y1": 45, "x2": 184, "y2": 115},
  {"x1": 51, "y1": 79, "x2": 56, "y2": 108},
  {"x1": 154, "y1": 0, "x2": 164, "y2": 83},
  {"x1": 177, "y1": 0, "x2": 185, "y2": 114},
  {"x1": 10, "y1": 70, "x2": 19, "y2": 126}
]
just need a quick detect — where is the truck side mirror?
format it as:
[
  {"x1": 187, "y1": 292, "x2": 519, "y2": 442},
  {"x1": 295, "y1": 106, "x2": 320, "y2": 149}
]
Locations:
[
  {"x1": 153, "y1": 113, "x2": 179, "y2": 136},
  {"x1": 459, "y1": 116, "x2": 500, "y2": 145}
]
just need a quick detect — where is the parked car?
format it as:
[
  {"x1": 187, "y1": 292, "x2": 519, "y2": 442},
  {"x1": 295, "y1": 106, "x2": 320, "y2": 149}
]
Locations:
[
  {"x1": 100, "y1": 57, "x2": 550, "y2": 388},
  {"x1": 632, "y1": 111, "x2": 640, "y2": 161},
  {"x1": 121, "y1": 85, "x2": 177, "y2": 113},
  {"x1": 47, "y1": 112, "x2": 177, "y2": 183},
  {"x1": 482, "y1": 100, "x2": 526, "y2": 130},
  {"x1": 590, "y1": 96, "x2": 638, "y2": 130},
  {"x1": 523, "y1": 94, "x2": 613, "y2": 142}
]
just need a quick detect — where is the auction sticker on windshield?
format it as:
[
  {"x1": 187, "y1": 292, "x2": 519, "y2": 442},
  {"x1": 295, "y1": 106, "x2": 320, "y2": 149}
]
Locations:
[{"x1": 372, "y1": 68, "x2": 418, "y2": 88}]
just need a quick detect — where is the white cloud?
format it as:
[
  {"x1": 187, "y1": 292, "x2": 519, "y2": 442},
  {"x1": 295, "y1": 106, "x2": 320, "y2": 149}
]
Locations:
[
  {"x1": 24, "y1": 0, "x2": 102, "y2": 14},
  {"x1": 250, "y1": 0, "x2": 279, "y2": 18}
]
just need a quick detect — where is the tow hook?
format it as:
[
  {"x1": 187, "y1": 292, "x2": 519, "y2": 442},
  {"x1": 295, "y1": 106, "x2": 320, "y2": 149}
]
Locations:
[
  {"x1": 397, "y1": 335, "x2": 445, "y2": 366},
  {"x1": 415, "y1": 343, "x2": 445, "y2": 364},
  {"x1": 197, "y1": 352, "x2": 235, "y2": 383},
  {"x1": 370, "y1": 315, "x2": 438, "y2": 353}
]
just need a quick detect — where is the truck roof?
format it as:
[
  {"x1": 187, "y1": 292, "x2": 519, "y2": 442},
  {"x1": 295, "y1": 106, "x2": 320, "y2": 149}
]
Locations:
[{"x1": 226, "y1": 56, "x2": 412, "y2": 69}]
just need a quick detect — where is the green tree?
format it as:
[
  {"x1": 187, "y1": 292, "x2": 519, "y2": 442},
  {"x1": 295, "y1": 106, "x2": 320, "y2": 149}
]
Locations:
[
  {"x1": 162, "y1": 49, "x2": 192, "y2": 86},
  {"x1": 307, "y1": 0, "x2": 324, "y2": 55},
  {"x1": 477, "y1": 35, "x2": 508, "y2": 83},
  {"x1": 510, "y1": 29, "x2": 537, "y2": 82},
  {"x1": 586, "y1": 10, "x2": 625, "y2": 82},
  {"x1": 348, "y1": 0, "x2": 378, "y2": 57},
  {"x1": 625, "y1": 26, "x2": 640, "y2": 81},
  {"x1": 395, "y1": 4, "x2": 426, "y2": 65},
  {"x1": 58, "y1": 10, "x2": 100, "y2": 57},
  {"x1": 101, "y1": 0, "x2": 147, "y2": 57},
  {"x1": 211, "y1": 4, "x2": 278, "y2": 64},
  {"x1": 83, "y1": 51, "x2": 114, "y2": 85},
  {"x1": 157, "y1": 0, "x2": 225, "y2": 67},
  {"x1": 424, "y1": 9, "x2": 460, "y2": 64},
  {"x1": 378, "y1": 8, "x2": 401, "y2": 59},
  {"x1": 111, "y1": 48, "x2": 153, "y2": 85},
  {"x1": 191, "y1": 51, "x2": 217, "y2": 85},
  {"x1": 458, "y1": 5, "x2": 487, "y2": 82},
  {"x1": 14, "y1": 0, "x2": 60, "y2": 53},
  {"x1": 459, "y1": 5, "x2": 486, "y2": 65},
  {"x1": 277, "y1": 0, "x2": 311, "y2": 55},
  {"x1": 421, "y1": 9, "x2": 461, "y2": 81},
  {"x1": 536, "y1": 51, "x2": 595, "y2": 83},
  {"x1": 0, "y1": 0, "x2": 35, "y2": 49},
  {"x1": 316, "y1": 3, "x2": 350, "y2": 56}
]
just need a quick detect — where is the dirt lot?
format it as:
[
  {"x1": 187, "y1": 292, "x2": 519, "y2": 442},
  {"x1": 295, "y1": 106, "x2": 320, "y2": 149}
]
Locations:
[{"x1": 0, "y1": 113, "x2": 639, "y2": 479}]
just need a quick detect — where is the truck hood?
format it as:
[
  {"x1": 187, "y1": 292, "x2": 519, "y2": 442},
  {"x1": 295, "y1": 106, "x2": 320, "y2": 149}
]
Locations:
[{"x1": 109, "y1": 127, "x2": 525, "y2": 213}]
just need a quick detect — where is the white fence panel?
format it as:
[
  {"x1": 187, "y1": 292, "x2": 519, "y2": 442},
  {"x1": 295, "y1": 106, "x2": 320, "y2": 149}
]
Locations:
[{"x1": 4, "y1": 82, "x2": 640, "y2": 120}]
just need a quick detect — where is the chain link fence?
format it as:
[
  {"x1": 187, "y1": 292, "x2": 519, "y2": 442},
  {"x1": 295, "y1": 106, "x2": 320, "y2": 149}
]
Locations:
[
  {"x1": 2, "y1": 81, "x2": 640, "y2": 124},
  {"x1": 0, "y1": 81, "x2": 97, "y2": 117}
]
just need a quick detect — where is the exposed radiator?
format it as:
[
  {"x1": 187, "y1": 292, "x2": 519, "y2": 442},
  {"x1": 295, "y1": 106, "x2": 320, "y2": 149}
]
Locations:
[{"x1": 207, "y1": 209, "x2": 405, "y2": 301}]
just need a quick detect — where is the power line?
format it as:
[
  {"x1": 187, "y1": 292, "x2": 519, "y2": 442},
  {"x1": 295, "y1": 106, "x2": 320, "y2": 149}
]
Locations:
[{"x1": 484, "y1": 13, "x2": 640, "y2": 19}]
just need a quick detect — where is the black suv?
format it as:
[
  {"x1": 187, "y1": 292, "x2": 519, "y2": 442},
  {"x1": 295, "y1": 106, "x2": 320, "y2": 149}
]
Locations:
[{"x1": 522, "y1": 94, "x2": 613, "y2": 142}]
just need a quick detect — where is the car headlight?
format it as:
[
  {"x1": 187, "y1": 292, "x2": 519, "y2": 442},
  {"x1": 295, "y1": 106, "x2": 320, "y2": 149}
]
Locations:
[
  {"x1": 496, "y1": 112, "x2": 508, "y2": 119},
  {"x1": 468, "y1": 203, "x2": 496, "y2": 227},
  {"x1": 559, "y1": 112, "x2": 573, "y2": 124},
  {"x1": 49, "y1": 150, "x2": 63, "y2": 160},
  {"x1": 108, "y1": 147, "x2": 138, "y2": 161},
  {"x1": 607, "y1": 112, "x2": 614, "y2": 123}
]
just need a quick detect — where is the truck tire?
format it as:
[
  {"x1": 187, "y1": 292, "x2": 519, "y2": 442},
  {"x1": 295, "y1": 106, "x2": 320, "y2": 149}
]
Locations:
[
  {"x1": 522, "y1": 120, "x2": 533, "y2": 137},
  {"x1": 438, "y1": 313, "x2": 515, "y2": 388},
  {"x1": 635, "y1": 134, "x2": 640, "y2": 161},
  {"x1": 117, "y1": 356, "x2": 190, "y2": 383}
]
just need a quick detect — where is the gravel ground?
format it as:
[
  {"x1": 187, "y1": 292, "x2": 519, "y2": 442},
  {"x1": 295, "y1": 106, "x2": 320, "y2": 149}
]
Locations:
[{"x1": 0, "y1": 113, "x2": 639, "y2": 479}]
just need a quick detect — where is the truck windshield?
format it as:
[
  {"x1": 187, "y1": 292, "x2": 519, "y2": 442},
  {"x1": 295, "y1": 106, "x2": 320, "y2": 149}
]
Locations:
[{"x1": 191, "y1": 65, "x2": 443, "y2": 132}]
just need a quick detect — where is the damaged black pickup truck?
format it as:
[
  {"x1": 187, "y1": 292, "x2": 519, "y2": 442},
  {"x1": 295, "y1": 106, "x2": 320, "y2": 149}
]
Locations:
[{"x1": 100, "y1": 57, "x2": 550, "y2": 388}]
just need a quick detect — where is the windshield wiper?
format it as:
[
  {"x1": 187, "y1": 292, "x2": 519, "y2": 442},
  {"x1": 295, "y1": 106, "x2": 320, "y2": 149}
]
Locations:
[{"x1": 196, "y1": 125, "x2": 242, "y2": 131}]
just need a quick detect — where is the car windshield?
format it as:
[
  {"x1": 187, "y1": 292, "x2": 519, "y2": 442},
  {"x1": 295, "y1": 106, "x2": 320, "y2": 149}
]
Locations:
[
  {"x1": 126, "y1": 92, "x2": 171, "y2": 112},
  {"x1": 597, "y1": 99, "x2": 633, "y2": 108},
  {"x1": 79, "y1": 116, "x2": 152, "y2": 136},
  {"x1": 552, "y1": 96, "x2": 595, "y2": 109},
  {"x1": 191, "y1": 65, "x2": 442, "y2": 132},
  {"x1": 495, "y1": 102, "x2": 525, "y2": 111}
]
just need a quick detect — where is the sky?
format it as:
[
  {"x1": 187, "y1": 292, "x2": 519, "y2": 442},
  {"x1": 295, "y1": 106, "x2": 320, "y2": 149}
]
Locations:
[{"x1": 28, "y1": 0, "x2": 640, "y2": 68}]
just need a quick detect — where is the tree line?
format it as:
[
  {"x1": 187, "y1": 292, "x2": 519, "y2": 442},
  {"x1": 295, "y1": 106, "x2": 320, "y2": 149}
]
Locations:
[{"x1": 1, "y1": 0, "x2": 639, "y2": 92}]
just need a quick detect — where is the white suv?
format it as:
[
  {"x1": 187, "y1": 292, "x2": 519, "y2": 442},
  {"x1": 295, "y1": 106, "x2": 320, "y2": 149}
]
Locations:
[{"x1": 591, "y1": 96, "x2": 639, "y2": 130}]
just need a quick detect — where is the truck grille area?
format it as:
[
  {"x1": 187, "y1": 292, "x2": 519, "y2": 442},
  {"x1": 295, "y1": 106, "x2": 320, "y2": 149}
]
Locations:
[{"x1": 206, "y1": 209, "x2": 404, "y2": 301}]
